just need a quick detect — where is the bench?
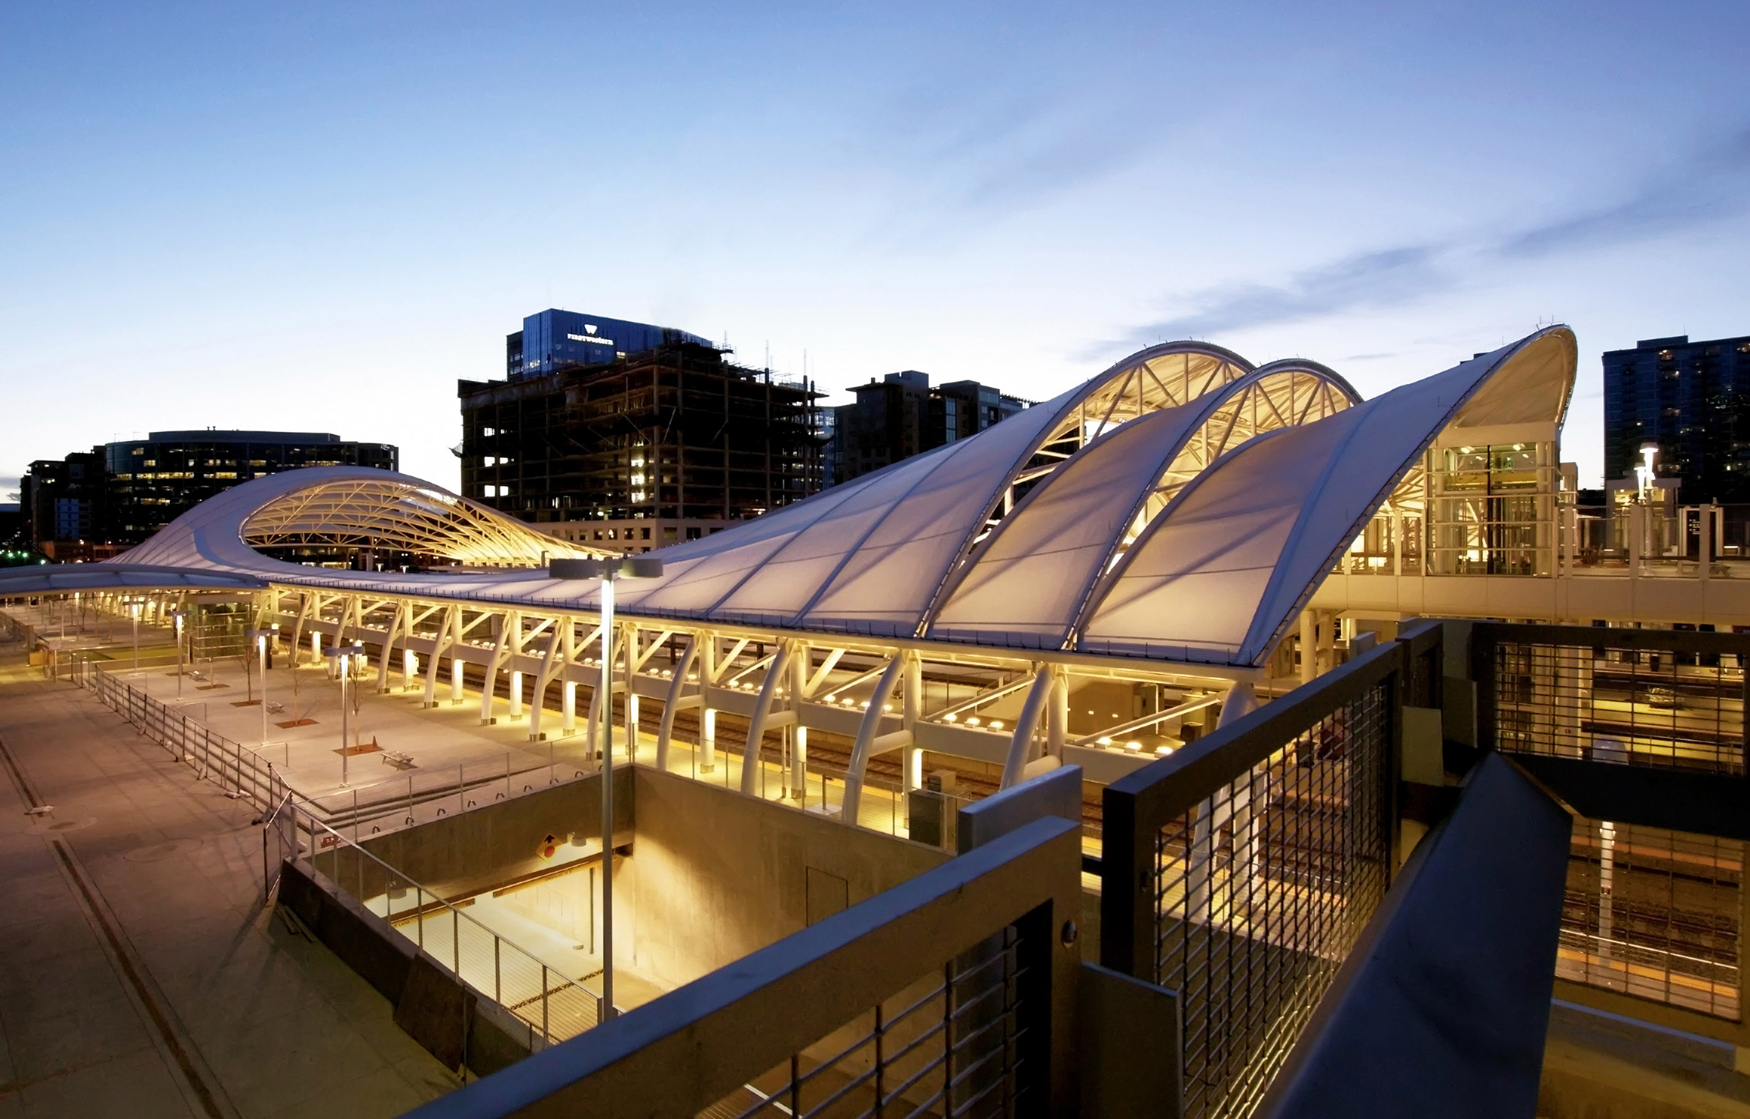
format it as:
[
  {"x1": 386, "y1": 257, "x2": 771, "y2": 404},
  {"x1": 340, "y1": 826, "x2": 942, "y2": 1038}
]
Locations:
[
  {"x1": 265, "y1": 701, "x2": 285, "y2": 715},
  {"x1": 381, "y1": 750, "x2": 415, "y2": 770}
]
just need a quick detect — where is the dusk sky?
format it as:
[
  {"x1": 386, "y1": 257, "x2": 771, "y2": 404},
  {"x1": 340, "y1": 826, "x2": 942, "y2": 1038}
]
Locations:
[{"x1": 5, "y1": 1, "x2": 1748, "y2": 496}]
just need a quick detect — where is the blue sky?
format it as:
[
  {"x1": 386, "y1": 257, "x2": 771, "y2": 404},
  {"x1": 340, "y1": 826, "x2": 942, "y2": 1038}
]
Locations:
[{"x1": 4, "y1": 1, "x2": 1748, "y2": 496}]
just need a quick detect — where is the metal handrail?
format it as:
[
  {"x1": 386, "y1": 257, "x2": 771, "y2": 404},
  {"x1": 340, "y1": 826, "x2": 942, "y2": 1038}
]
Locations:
[{"x1": 266, "y1": 792, "x2": 605, "y2": 1043}]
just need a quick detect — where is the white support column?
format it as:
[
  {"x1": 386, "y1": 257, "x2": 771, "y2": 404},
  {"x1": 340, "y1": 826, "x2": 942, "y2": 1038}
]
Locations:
[
  {"x1": 701, "y1": 706, "x2": 717, "y2": 773},
  {"x1": 1219, "y1": 681, "x2": 1258, "y2": 727},
  {"x1": 423, "y1": 605, "x2": 458, "y2": 707},
  {"x1": 902, "y1": 653, "x2": 923, "y2": 791},
  {"x1": 624, "y1": 625, "x2": 640, "y2": 760},
  {"x1": 451, "y1": 656, "x2": 464, "y2": 703},
  {"x1": 563, "y1": 682, "x2": 577, "y2": 734},
  {"x1": 792, "y1": 726, "x2": 808, "y2": 800},
  {"x1": 529, "y1": 618, "x2": 567, "y2": 741},
  {"x1": 376, "y1": 600, "x2": 407, "y2": 692},
  {"x1": 840, "y1": 658, "x2": 907, "y2": 823},
  {"x1": 1046, "y1": 666, "x2": 1069, "y2": 759},
  {"x1": 585, "y1": 663, "x2": 605, "y2": 762},
  {"x1": 479, "y1": 612, "x2": 511, "y2": 724},
  {"x1": 656, "y1": 636, "x2": 699, "y2": 771},
  {"x1": 999, "y1": 665, "x2": 1054, "y2": 789},
  {"x1": 402, "y1": 649, "x2": 417, "y2": 690},
  {"x1": 740, "y1": 642, "x2": 793, "y2": 795},
  {"x1": 509, "y1": 671, "x2": 524, "y2": 719},
  {"x1": 1299, "y1": 609, "x2": 1317, "y2": 684},
  {"x1": 289, "y1": 593, "x2": 317, "y2": 666}
]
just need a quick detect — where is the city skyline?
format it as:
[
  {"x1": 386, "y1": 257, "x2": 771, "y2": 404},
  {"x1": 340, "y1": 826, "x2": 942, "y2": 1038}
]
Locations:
[{"x1": 5, "y1": 1, "x2": 1749, "y2": 497}]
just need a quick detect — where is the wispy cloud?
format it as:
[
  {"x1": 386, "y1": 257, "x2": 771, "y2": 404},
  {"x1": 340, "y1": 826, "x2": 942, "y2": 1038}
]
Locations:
[
  {"x1": 1503, "y1": 128, "x2": 1750, "y2": 257},
  {"x1": 1120, "y1": 244, "x2": 1450, "y2": 345},
  {"x1": 1106, "y1": 126, "x2": 1750, "y2": 350}
]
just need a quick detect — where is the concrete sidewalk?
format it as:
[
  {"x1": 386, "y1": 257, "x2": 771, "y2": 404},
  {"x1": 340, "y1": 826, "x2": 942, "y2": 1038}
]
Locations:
[{"x1": 0, "y1": 662, "x2": 456, "y2": 1118}]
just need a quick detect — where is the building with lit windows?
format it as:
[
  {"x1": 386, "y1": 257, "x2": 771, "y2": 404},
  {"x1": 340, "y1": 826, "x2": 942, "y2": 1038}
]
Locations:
[
  {"x1": 830, "y1": 370, "x2": 1031, "y2": 484},
  {"x1": 21, "y1": 430, "x2": 397, "y2": 553},
  {"x1": 1604, "y1": 332, "x2": 1750, "y2": 504}
]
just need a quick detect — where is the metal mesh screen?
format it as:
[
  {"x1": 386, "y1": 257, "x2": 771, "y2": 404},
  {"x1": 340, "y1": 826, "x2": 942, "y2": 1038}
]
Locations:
[
  {"x1": 702, "y1": 924, "x2": 1034, "y2": 1119},
  {"x1": 1560, "y1": 817, "x2": 1742, "y2": 1021},
  {"x1": 1152, "y1": 682, "x2": 1392, "y2": 1119},
  {"x1": 1492, "y1": 639, "x2": 1747, "y2": 775}
]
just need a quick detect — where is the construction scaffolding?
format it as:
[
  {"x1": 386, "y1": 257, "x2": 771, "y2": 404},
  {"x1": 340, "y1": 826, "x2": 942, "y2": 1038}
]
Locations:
[{"x1": 459, "y1": 342, "x2": 824, "y2": 526}]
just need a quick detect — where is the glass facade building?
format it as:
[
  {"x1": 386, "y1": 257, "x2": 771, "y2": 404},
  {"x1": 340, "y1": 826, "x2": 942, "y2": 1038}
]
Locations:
[
  {"x1": 507, "y1": 309, "x2": 713, "y2": 378},
  {"x1": 1603, "y1": 334, "x2": 1750, "y2": 503},
  {"x1": 103, "y1": 431, "x2": 397, "y2": 544}
]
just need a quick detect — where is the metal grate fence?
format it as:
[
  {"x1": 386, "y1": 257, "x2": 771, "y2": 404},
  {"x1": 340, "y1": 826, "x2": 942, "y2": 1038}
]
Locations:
[
  {"x1": 706, "y1": 925, "x2": 1035, "y2": 1119},
  {"x1": 1478, "y1": 623, "x2": 1748, "y2": 776},
  {"x1": 1559, "y1": 816, "x2": 1742, "y2": 1022},
  {"x1": 1103, "y1": 635, "x2": 1406, "y2": 1119}
]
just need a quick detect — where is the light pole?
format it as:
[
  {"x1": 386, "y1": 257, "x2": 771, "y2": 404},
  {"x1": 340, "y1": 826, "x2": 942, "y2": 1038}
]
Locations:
[
  {"x1": 129, "y1": 600, "x2": 141, "y2": 675},
  {"x1": 549, "y1": 554, "x2": 662, "y2": 1020},
  {"x1": 326, "y1": 643, "x2": 365, "y2": 786},
  {"x1": 247, "y1": 626, "x2": 279, "y2": 749},
  {"x1": 169, "y1": 610, "x2": 187, "y2": 700}
]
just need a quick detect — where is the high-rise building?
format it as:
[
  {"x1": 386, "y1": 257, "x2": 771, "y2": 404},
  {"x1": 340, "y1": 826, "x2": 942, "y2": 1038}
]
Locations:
[
  {"x1": 829, "y1": 371, "x2": 1030, "y2": 484},
  {"x1": 506, "y1": 309, "x2": 714, "y2": 378},
  {"x1": 461, "y1": 336, "x2": 823, "y2": 552},
  {"x1": 21, "y1": 431, "x2": 398, "y2": 554},
  {"x1": 1603, "y1": 333, "x2": 1750, "y2": 502}
]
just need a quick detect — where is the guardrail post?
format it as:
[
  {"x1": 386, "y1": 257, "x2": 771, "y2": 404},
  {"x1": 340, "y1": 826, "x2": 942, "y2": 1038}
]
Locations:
[{"x1": 1100, "y1": 784, "x2": 1152, "y2": 981}]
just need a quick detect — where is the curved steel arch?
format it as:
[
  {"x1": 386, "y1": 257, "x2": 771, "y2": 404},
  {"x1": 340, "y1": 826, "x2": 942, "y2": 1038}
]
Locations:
[
  {"x1": 117, "y1": 466, "x2": 604, "y2": 576},
  {"x1": 1076, "y1": 326, "x2": 1577, "y2": 665},
  {"x1": 926, "y1": 360, "x2": 1361, "y2": 647},
  {"x1": 241, "y1": 475, "x2": 601, "y2": 567},
  {"x1": 899, "y1": 341, "x2": 1260, "y2": 634}
]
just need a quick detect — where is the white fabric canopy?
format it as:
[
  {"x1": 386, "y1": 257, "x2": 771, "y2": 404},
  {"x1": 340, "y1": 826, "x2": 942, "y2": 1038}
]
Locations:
[{"x1": 1079, "y1": 327, "x2": 1576, "y2": 664}]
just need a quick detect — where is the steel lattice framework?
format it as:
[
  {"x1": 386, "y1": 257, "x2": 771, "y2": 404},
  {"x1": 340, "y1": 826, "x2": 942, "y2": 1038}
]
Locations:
[{"x1": 239, "y1": 476, "x2": 603, "y2": 567}]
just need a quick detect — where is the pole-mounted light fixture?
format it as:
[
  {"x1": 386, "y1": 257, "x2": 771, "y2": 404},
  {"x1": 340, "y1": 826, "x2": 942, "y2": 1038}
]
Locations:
[
  {"x1": 324, "y1": 642, "x2": 366, "y2": 786},
  {"x1": 246, "y1": 625, "x2": 280, "y2": 748},
  {"x1": 549, "y1": 553, "x2": 663, "y2": 1019}
]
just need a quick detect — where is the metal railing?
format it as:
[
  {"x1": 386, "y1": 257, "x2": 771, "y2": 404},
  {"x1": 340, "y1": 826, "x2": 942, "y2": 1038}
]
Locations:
[
  {"x1": 265, "y1": 795, "x2": 606, "y2": 1047},
  {"x1": 1475, "y1": 621, "x2": 1749, "y2": 776},
  {"x1": 73, "y1": 657, "x2": 281, "y2": 811},
  {"x1": 708, "y1": 926, "x2": 1032, "y2": 1119},
  {"x1": 405, "y1": 816, "x2": 1081, "y2": 1119},
  {"x1": 1558, "y1": 815, "x2": 1742, "y2": 1022},
  {"x1": 1102, "y1": 638, "x2": 1404, "y2": 1119}
]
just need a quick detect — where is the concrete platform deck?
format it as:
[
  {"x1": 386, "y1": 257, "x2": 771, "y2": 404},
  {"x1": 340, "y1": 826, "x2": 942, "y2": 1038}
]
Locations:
[{"x1": 0, "y1": 655, "x2": 457, "y2": 1118}]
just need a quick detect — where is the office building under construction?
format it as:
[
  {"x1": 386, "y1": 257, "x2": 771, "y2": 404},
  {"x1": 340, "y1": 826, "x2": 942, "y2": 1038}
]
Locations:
[{"x1": 458, "y1": 340, "x2": 824, "y2": 545}]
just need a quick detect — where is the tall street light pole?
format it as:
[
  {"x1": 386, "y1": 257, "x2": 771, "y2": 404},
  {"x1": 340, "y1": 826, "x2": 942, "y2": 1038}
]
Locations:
[
  {"x1": 129, "y1": 601, "x2": 141, "y2": 676},
  {"x1": 169, "y1": 610, "x2": 187, "y2": 701},
  {"x1": 549, "y1": 554, "x2": 662, "y2": 1022},
  {"x1": 326, "y1": 643, "x2": 365, "y2": 786},
  {"x1": 247, "y1": 626, "x2": 279, "y2": 749}
]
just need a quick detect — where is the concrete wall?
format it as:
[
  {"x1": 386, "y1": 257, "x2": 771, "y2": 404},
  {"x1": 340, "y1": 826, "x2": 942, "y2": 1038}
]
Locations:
[
  {"x1": 338, "y1": 767, "x2": 633, "y2": 902},
  {"x1": 620, "y1": 768, "x2": 950, "y2": 991}
]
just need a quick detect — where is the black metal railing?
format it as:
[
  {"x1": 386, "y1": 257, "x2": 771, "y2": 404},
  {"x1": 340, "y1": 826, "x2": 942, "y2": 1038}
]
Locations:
[
  {"x1": 1102, "y1": 639, "x2": 1404, "y2": 1119},
  {"x1": 707, "y1": 922, "x2": 1038, "y2": 1119},
  {"x1": 1475, "y1": 622, "x2": 1749, "y2": 777}
]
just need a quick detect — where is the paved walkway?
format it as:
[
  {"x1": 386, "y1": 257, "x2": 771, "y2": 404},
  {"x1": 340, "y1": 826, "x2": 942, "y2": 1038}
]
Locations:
[{"x1": 0, "y1": 658, "x2": 456, "y2": 1118}]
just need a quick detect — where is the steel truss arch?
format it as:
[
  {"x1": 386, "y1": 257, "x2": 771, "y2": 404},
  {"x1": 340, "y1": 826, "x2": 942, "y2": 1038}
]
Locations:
[{"x1": 927, "y1": 361, "x2": 1360, "y2": 648}]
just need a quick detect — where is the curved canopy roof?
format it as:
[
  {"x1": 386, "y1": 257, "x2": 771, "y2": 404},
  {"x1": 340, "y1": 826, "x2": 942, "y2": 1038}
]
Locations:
[
  {"x1": 609, "y1": 342, "x2": 1258, "y2": 634},
  {"x1": 1079, "y1": 326, "x2": 1576, "y2": 664},
  {"x1": 928, "y1": 362, "x2": 1358, "y2": 648},
  {"x1": 0, "y1": 330, "x2": 1577, "y2": 671},
  {"x1": 118, "y1": 466, "x2": 601, "y2": 575}
]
